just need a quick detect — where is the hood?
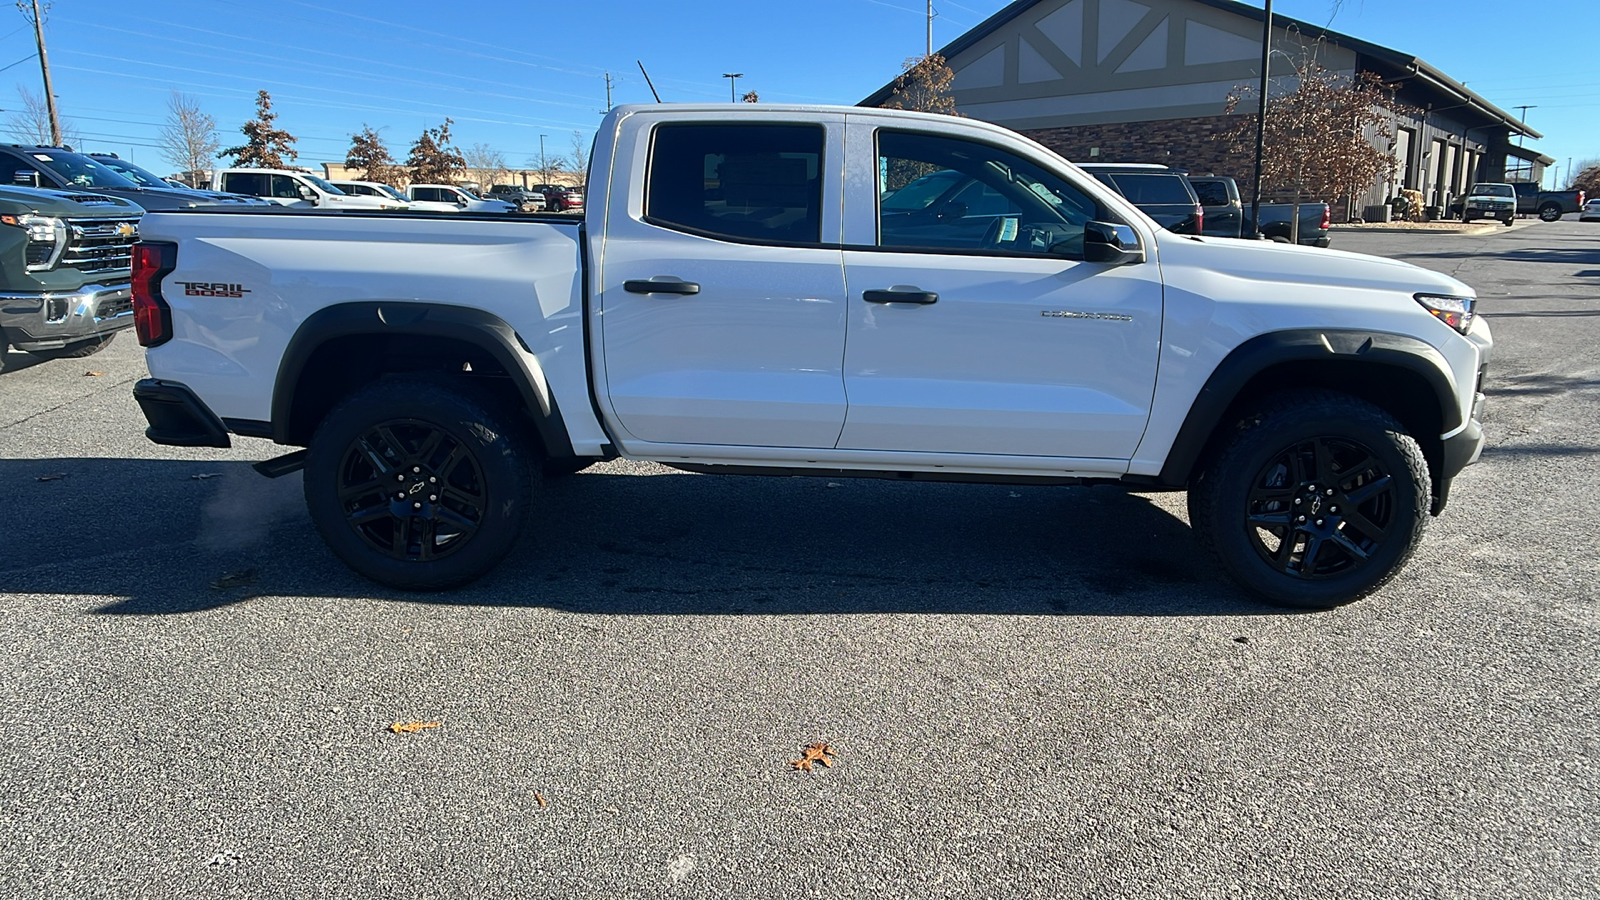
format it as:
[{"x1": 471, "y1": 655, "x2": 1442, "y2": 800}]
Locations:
[
  {"x1": 1162, "y1": 233, "x2": 1473, "y2": 297},
  {"x1": 0, "y1": 185, "x2": 143, "y2": 217},
  {"x1": 87, "y1": 185, "x2": 234, "y2": 211}
]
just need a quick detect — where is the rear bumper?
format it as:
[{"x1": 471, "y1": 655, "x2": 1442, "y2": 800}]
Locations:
[
  {"x1": 0, "y1": 282, "x2": 134, "y2": 351},
  {"x1": 133, "y1": 379, "x2": 232, "y2": 448}
]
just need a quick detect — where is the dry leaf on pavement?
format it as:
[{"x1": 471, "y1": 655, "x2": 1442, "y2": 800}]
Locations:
[
  {"x1": 789, "y1": 742, "x2": 837, "y2": 773},
  {"x1": 387, "y1": 721, "x2": 441, "y2": 734},
  {"x1": 83, "y1": 371, "x2": 104, "y2": 377},
  {"x1": 535, "y1": 792, "x2": 548, "y2": 807}
]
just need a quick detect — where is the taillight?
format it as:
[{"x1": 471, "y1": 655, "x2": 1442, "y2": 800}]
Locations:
[
  {"x1": 132, "y1": 241, "x2": 177, "y2": 347},
  {"x1": 1193, "y1": 205, "x2": 1203, "y2": 235},
  {"x1": 1320, "y1": 205, "x2": 1331, "y2": 229}
]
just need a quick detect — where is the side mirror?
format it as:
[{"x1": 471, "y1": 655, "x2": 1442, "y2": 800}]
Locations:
[
  {"x1": 296, "y1": 186, "x2": 317, "y2": 203},
  {"x1": 13, "y1": 170, "x2": 40, "y2": 187},
  {"x1": 1083, "y1": 221, "x2": 1144, "y2": 265}
]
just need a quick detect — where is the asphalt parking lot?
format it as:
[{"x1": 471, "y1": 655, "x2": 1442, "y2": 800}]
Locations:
[{"x1": 2, "y1": 219, "x2": 1596, "y2": 898}]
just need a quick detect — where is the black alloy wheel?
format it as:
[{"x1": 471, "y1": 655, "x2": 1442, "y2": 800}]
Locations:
[
  {"x1": 1188, "y1": 390, "x2": 1430, "y2": 609},
  {"x1": 1243, "y1": 436, "x2": 1395, "y2": 580},
  {"x1": 304, "y1": 377, "x2": 535, "y2": 590},
  {"x1": 1539, "y1": 203, "x2": 1562, "y2": 222},
  {"x1": 337, "y1": 419, "x2": 486, "y2": 563}
]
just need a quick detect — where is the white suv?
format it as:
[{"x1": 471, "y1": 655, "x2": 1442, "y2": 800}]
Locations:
[{"x1": 213, "y1": 169, "x2": 407, "y2": 211}]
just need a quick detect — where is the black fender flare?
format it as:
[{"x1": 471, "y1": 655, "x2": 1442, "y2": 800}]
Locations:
[
  {"x1": 271, "y1": 301, "x2": 574, "y2": 458},
  {"x1": 1154, "y1": 329, "x2": 1461, "y2": 487}
]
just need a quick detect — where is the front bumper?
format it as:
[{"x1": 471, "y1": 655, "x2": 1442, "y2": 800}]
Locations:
[{"x1": 0, "y1": 282, "x2": 134, "y2": 351}]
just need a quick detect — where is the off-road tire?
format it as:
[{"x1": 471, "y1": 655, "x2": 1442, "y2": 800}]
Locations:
[
  {"x1": 31, "y1": 333, "x2": 116, "y2": 360},
  {"x1": 303, "y1": 376, "x2": 536, "y2": 591},
  {"x1": 1187, "y1": 390, "x2": 1431, "y2": 609}
]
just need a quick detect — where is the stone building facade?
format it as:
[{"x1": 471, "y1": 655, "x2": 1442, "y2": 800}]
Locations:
[{"x1": 863, "y1": 0, "x2": 1542, "y2": 218}]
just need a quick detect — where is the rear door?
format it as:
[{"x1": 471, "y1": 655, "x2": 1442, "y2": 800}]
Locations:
[
  {"x1": 596, "y1": 116, "x2": 848, "y2": 449},
  {"x1": 837, "y1": 122, "x2": 1164, "y2": 462}
]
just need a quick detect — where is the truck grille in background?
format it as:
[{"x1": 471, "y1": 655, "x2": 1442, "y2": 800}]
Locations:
[
  {"x1": 97, "y1": 296, "x2": 133, "y2": 319},
  {"x1": 63, "y1": 216, "x2": 140, "y2": 277}
]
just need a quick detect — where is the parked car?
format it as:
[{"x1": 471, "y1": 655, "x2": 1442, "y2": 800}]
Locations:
[
  {"x1": 329, "y1": 180, "x2": 415, "y2": 209},
  {"x1": 0, "y1": 185, "x2": 141, "y2": 359},
  {"x1": 485, "y1": 184, "x2": 548, "y2": 212},
  {"x1": 213, "y1": 168, "x2": 407, "y2": 211},
  {"x1": 131, "y1": 102, "x2": 1491, "y2": 609},
  {"x1": 1580, "y1": 198, "x2": 1600, "y2": 222},
  {"x1": 527, "y1": 183, "x2": 583, "y2": 212},
  {"x1": 1077, "y1": 163, "x2": 1202, "y2": 234},
  {"x1": 1460, "y1": 183, "x2": 1517, "y2": 226},
  {"x1": 1509, "y1": 182, "x2": 1586, "y2": 221},
  {"x1": 0, "y1": 145, "x2": 227, "y2": 211},
  {"x1": 87, "y1": 154, "x2": 271, "y2": 207},
  {"x1": 405, "y1": 184, "x2": 515, "y2": 213},
  {"x1": 1182, "y1": 174, "x2": 1332, "y2": 246}
]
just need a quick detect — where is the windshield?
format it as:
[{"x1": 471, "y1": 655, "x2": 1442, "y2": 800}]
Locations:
[
  {"x1": 28, "y1": 151, "x2": 140, "y2": 190},
  {"x1": 302, "y1": 174, "x2": 348, "y2": 195},
  {"x1": 1470, "y1": 184, "x2": 1514, "y2": 197},
  {"x1": 456, "y1": 188, "x2": 483, "y2": 200},
  {"x1": 881, "y1": 169, "x2": 964, "y2": 211},
  {"x1": 93, "y1": 157, "x2": 173, "y2": 188},
  {"x1": 377, "y1": 184, "x2": 407, "y2": 202}
]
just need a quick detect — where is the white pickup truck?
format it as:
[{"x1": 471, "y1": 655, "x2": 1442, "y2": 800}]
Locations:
[{"x1": 129, "y1": 104, "x2": 1490, "y2": 608}]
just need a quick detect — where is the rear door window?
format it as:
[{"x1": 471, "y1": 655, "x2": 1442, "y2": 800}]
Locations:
[
  {"x1": 646, "y1": 123, "x2": 824, "y2": 244},
  {"x1": 1191, "y1": 180, "x2": 1230, "y2": 207},
  {"x1": 223, "y1": 172, "x2": 268, "y2": 196}
]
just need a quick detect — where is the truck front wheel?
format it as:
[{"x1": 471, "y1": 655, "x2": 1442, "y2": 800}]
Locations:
[
  {"x1": 1187, "y1": 391, "x2": 1431, "y2": 609},
  {"x1": 303, "y1": 377, "x2": 535, "y2": 591}
]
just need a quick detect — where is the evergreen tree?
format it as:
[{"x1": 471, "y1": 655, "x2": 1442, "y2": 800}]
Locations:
[{"x1": 222, "y1": 90, "x2": 298, "y2": 168}]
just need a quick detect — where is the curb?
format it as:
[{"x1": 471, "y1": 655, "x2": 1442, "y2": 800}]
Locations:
[{"x1": 1329, "y1": 221, "x2": 1525, "y2": 236}]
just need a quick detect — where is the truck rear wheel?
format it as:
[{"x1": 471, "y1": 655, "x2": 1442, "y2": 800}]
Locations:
[
  {"x1": 1538, "y1": 203, "x2": 1562, "y2": 222},
  {"x1": 1187, "y1": 391, "x2": 1430, "y2": 609},
  {"x1": 303, "y1": 377, "x2": 535, "y2": 591}
]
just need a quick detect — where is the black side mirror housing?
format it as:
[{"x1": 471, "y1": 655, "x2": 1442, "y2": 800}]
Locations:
[{"x1": 1083, "y1": 220, "x2": 1145, "y2": 265}]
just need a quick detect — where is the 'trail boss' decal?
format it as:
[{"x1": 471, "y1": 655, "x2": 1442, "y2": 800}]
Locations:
[{"x1": 175, "y1": 282, "x2": 252, "y2": 298}]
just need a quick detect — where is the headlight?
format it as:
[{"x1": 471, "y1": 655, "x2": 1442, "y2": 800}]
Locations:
[
  {"x1": 1, "y1": 213, "x2": 68, "y2": 272},
  {"x1": 1415, "y1": 293, "x2": 1475, "y2": 335}
]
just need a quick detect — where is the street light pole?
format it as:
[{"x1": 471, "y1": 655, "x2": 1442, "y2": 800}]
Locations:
[
  {"x1": 1249, "y1": 0, "x2": 1272, "y2": 239},
  {"x1": 539, "y1": 134, "x2": 547, "y2": 185},
  {"x1": 722, "y1": 73, "x2": 743, "y2": 102}
]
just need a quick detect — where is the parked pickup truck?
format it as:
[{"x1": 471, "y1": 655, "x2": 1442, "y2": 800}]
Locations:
[
  {"x1": 129, "y1": 104, "x2": 1492, "y2": 609},
  {"x1": 1510, "y1": 182, "x2": 1586, "y2": 221},
  {"x1": 1459, "y1": 183, "x2": 1517, "y2": 226},
  {"x1": 0, "y1": 186, "x2": 142, "y2": 359},
  {"x1": 1187, "y1": 175, "x2": 1332, "y2": 246}
]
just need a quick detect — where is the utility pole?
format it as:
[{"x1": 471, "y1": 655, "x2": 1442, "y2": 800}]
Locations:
[
  {"x1": 722, "y1": 73, "x2": 742, "y2": 103},
  {"x1": 539, "y1": 134, "x2": 548, "y2": 185},
  {"x1": 26, "y1": 0, "x2": 60, "y2": 146},
  {"x1": 1249, "y1": 0, "x2": 1272, "y2": 239},
  {"x1": 1512, "y1": 105, "x2": 1535, "y2": 148},
  {"x1": 927, "y1": 0, "x2": 933, "y2": 57},
  {"x1": 604, "y1": 72, "x2": 613, "y2": 110}
]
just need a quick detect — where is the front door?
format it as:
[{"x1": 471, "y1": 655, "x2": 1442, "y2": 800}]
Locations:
[
  {"x1": 598, "y1": 118, "x2": 848, "y2": 449},
  {"x1": 838, "y1": 124, "x2": 1164, "y2": 461}
]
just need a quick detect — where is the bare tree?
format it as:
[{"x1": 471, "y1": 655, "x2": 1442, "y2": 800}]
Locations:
[
  {"x1": 346, "y1": 124, "x2": 399, "y2": 185},
  {"x1": 6, "y1": 84, "x2": 79, "y2": 147},
  {"x1": 562, "y1": 130, "x2": 591, "y2": 187},
  {"x1": 879, "y1": 54, "x2": 960, "y2": 116},
  {"x1": 158, "y1": 91, "x2": 220, "y2": 183},
  {"x1": 740, "y1": 89, "x2": 759, "y2": 103},
  {"x1": 222, "y1": 90, "x2": 298, "y2": 168},
  {"x1": 463, "y1": 142, "x2": 509, "y2": 188},
  {"x1": 407, "y1": 118, "x2": 466, "y2": 185},
  {"x1": 1222, "y1": 50, "x2": 1413, "y2": 239}
]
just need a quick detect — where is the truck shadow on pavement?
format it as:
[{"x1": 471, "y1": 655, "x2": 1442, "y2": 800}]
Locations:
[{"x1": 0, "y1": 458, "x2": 1277, "y2": 618}]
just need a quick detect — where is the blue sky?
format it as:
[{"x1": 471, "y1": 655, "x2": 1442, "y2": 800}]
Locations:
[{"x1": 11, "y1": 0, "x2": 1595, "y2": 186}]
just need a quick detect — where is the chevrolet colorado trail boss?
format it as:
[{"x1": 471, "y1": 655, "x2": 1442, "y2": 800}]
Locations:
[
  {"x1": 0, "y1": 185, "x2": 142, "y2": 359},
  {"x1": 129, "y1": 105, "x2": 1491, "y2": 608}
]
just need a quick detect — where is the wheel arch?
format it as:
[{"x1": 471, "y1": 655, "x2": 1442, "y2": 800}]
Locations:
[
  {"x1": 271, "y1": 302, "x2": 574, "y2": 458},
  {"x1": 1157, "y1": 329, "x2": 1460, "y2": 493}
]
